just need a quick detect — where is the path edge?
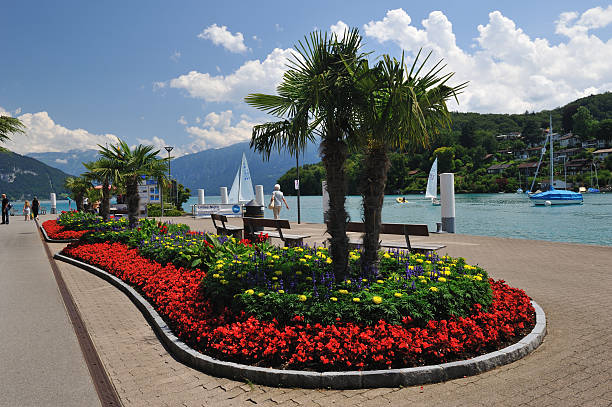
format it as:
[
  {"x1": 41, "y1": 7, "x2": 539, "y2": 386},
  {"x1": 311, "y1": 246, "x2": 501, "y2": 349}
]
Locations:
[{"x1": 54, "y1": 252, "x2": 547, "y2": 390}]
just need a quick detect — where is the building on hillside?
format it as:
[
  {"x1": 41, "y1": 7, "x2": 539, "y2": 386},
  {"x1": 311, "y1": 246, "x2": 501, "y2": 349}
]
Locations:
[
  {"x1": 518, "y1": 162, "x2": 539, "y2": 177},
  {"x1": 487, "y1": 163, "x2": 511, "y2": 174},
  {"x1": 513, "y1": 149, "x2": 528, "y2": 160},
  {"x1": 581, "y1": 139, "x2": 607, "y2": 149},
  {"x1": 553, "y1": 147, "x2": 583, "y2": 162},
  {"x1": 495, "y1": 132, "x2": 521, "y2": 141},
  {"x1": 540, "y1": 179, "x2": 571, "y2": 190},
  {"x1": 592, "y1": 148, "x2": 612, "y2": 161},
  {"x1": 565, "y1": 159, "x2": 590, "y2": 175},
  {"x1": 527, "y1": 146, "x2": 543, "y2": 158},
  {"x1": 559, "y1": 133, "x2": 581, "y2": 148}
]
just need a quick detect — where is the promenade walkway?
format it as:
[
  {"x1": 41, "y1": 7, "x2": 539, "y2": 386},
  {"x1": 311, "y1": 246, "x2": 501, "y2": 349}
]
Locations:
[
  {"x1": 0, "y1": 217, "x2": 99, "y2": 407},
  {"x1": 14, "y1": 214, "x2": 612, "y2": 406}
]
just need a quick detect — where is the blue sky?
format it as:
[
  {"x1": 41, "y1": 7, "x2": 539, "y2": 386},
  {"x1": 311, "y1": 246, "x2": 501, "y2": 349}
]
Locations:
[{"x1": 1, "y1": 1, "x2": 611, "y2": 155}]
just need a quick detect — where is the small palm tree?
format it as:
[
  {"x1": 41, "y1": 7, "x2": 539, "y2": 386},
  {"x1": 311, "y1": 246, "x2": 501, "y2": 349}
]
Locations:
[
  {"x1": 83, "y1": 157, "x2": 120, "y2": 221},
  {"x1": 64, "y1": 176, "x2": 92, "y2": 211},
  {"x1": 352, "y1": 51, "x2": 466, "y2": 272},
  {"x1": 0, "y1": 115, "x2": 25, "y2": 143},
  {"x1": 99, "y1": 140, "x2": 167, "y2": 228},
  {"x1": 246, "y1": 29, "x2": 364, "y2": 281}
]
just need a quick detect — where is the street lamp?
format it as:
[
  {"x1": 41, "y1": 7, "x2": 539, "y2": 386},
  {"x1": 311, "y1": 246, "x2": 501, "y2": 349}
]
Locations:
[{"x1": 164, "y1": 146, "x2": 174, "y2": 215}]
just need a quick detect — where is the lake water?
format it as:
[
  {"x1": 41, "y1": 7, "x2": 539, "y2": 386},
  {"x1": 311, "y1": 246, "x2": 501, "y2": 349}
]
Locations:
[{"x1": 20, "y1": 193, "x2": 612, "y2": 246}]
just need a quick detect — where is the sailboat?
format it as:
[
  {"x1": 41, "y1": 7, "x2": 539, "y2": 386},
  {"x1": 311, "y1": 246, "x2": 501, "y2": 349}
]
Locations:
[
  {"x1": 227, "y1": 153, "x2": 255, "y2": 204},
  {"x1": 529, "y1": 118, "x2": 583, "y2": 205},
  {"x1": 425, "y1": 158, "x2": 441, "y2": 206},
  {"x1": 588, "y1": 161, "x2": 600, "y2": 193}
]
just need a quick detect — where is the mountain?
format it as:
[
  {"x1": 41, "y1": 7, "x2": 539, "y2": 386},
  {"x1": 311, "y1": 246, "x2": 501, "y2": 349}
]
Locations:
[
  {"x1": 171, "y1": 141, "x2": 321, "y2": 194},
  {"x1": 27, "y1": 149, "x2": 100, "y2": 176},
  {"x1": 0, "y1": 148, "x2": 71, "y2": 200}
]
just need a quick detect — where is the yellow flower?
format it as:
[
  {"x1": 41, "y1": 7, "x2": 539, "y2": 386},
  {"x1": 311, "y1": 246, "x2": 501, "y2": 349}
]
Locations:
[
  {"x1": 429, "y1": 286, "x2": 438, "y2": 292},
  {"x1": 372, "y1": 296, "x2": 382, "y2": 304},
  {"x1": 353, "y1": 297, "x2": 360, "y2": 303},
  {"x1": 394, "y1": 292, "x2": 403, "y2": 298},
  {"x1": 298, "y1": 295, "x2": 307, "y2": 302},
  {"x1": 272, "y1": 255, "x2": 280, "y2": 260},
  {"x1": 258, "y1": 292, "x2": 264, "y2": 297},
  {"x1": 330, "y1": 297, "x2": 338, "y2": 302},
  {"x1": 362, "y1": 278, "x2": 367, "y2": 282},
  {"x1": 416, "y1": 259, "x2": 424, "y2": 263},
  {"x1": 299, "y1": 258, "x2": 307, "y2": 263},
  {"x1": 278, "y1": 290, "x2": 285, "y2": 294},
  {"x1": 346, "y1": 280, "x2": 351, "y2": 284},
  {"x1": 475, "y1": 276, "x2": 482, "y2": 281},
  {"x1": 245, "y1": 289, "x2": 254, "y2": 295},
  {"x1": 326, "y1": 258, "x2": 332, "y2": 264},
  {"x1": 275, "y1": 270, "x2": 282, "y2": 276},
  {"x1": 304, "y1": 255, "x2": 312, "y2": 259},
  {"x1": 338, "y1": 289, "x2": 349, "y2": 295},
  {"x1": 272, "y1": 277, "x2": 278, "y2": 281},
  {"x1": 438, "y1": 277, "x2": 447, "y2": 283},
  {"x1": 295, "y1": 271, "x2": 302, "y2": 276},
  {"x1": 212, "y1": 274, "x2": 220, "y2": 278},
  {"x1": 282, "y1": 247, "x2": 288, "y2": 250},
  {"x1": 383, "y1": 252, "x2": 391, "y2": 259},
  {"x1": 376, "y1": 280, "x2": 384, "y2": 284}
]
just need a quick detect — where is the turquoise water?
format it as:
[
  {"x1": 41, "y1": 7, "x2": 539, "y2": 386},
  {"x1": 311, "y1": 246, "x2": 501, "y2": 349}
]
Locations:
[{"x1": 20, "y1": 193, "x2": 612, "y2": 246}]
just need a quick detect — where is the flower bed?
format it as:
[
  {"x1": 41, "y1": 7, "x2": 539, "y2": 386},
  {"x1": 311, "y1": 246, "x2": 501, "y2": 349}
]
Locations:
[
  {"x1": 42, "y1": 219, "x2": 91, "y2": 240},
  {"x1": 61, "y1": 241, "x2": 535, "y2": 371}
]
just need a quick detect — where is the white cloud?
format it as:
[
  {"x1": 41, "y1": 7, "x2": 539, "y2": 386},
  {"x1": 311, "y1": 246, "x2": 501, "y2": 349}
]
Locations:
[
  {"x1": 330, "y1": 20, "x2": 349, "y2": 38},
  {"x1": 183, "y1": 110, "x2": 256, "y2": 151},
  {"x1": 198, "y1": 24, "x2": 249, "y2": 53},
  {"x1": 0, "y1": 108, "x2": 119, "y2": 154},
  {"x1": 177, "y1": 115, "x2": 187, "y2": 125},
  {"x1": 364, "y1": 7, "x2": 612, "y2": 113},
  {"x1": 55, "y1": 158, "x2": 68, "y2": 164},
  {"x1": 168, "y1": 48, "x2": 294, "y2": 103},
  {"x1": 170, "y1": 50, "x2": 181, "y2": 62},
  {"x1": 14, "y1": 107, "x2": 21, "y2": 115}
]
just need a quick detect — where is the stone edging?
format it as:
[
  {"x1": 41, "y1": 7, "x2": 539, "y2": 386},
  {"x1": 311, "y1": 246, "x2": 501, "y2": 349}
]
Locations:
[
  {"x1": 54, "y1": 253, "x2": 547, "y2": 389},
  {"x1": 39, "y1": 223, "x2": 78, "y2": 243}
]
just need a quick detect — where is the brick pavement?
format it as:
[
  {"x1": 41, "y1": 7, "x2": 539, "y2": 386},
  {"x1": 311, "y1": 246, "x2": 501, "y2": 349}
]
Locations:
[{"x1": 43, "y1": 215, "x2": 612, "y2": 406}]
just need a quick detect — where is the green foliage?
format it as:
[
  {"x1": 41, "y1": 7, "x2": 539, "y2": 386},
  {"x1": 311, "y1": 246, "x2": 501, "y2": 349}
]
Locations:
[
  {"x1": 0, "y1": 115, "x2": 25, "y2": 143},
  {"x1": 202, "y1": 244, "x2": 492, "y2": 326},
  {"x1": 146, "y1": 203, "x2": 183, "y2": 217},
  {"x1": 434, "y1": 146, "x2": 455, "y2": 173},
  {"x1": 572, "y1": 106, "x2": 597, "y2": 140},
  {"x1": 278, "y1": 163, "x2": 326, "y2": 195}
]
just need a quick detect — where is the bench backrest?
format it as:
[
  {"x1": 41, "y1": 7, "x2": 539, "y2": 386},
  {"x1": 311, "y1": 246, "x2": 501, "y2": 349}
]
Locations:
[
  {"x1": 211, "y1": 213, "x2": 228, "y2": 223},
  {"x1": 346, "y1": 222, "x2": 429, "y2": 236},
  {"x1": 243, "y1": 217, "x2": 290, "y2": 229}
]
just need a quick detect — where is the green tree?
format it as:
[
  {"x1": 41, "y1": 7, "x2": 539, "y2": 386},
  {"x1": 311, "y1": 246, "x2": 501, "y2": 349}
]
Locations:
[
  {"x1": 0, "y1": 115, "x2": 25, "y2": 143},
  {"x1": 596, "y1": 118, "x2": 612, "y2": 142},
  {"x1": 246, "y1": 29, "x2": 364, "y2": 280},
  {"x1": 64, "y1": 176, "x2": 92, "y2": 211},
  {"x1": 459, "y1": 120, "x2": 476, "y2": 148},
  {"x1": 83, "y1": 157, "x2": 121, "y2": 221},
  {"x1": 572, "y1": 106, "x2": 596, "y2": 140},
  {"x1": 99, "y1": 140, "x2": 168, "y2": 228},
  {"x1": 434, "y1": 146, "x2": 456, "y2": 173},
  {"x1": 521, "y1": 117, "x2": 541, "y2": 145},
  {"x1": 352, "y1": 52, "x2": 464, "y2": 272}
]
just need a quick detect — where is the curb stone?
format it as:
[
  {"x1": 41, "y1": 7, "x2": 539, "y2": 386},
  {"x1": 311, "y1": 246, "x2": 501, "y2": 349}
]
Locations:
[
  {"x1": 54, "y1": 253, "x2": 547, "y2": 389},
  {"x1": 38, "y1": 222, "x2": 79, "y2": 243}
]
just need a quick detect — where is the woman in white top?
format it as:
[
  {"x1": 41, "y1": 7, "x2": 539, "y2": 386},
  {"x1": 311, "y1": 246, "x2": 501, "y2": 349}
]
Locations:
[
  {"x1": 23, "y1": 200, "x2": 31, "y2": 221},
  {"x1": 270, "y1": 184, "x2": 289, "y2": 219}
]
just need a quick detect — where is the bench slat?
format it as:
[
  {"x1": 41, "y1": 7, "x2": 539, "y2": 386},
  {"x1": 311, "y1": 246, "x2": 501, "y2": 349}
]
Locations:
[
  {"x1": 243, "y1": 217, "x2": 290, "y2": 229},
  {"x1": 347, "y1": 222, "x2": 429, "y2": 236}
]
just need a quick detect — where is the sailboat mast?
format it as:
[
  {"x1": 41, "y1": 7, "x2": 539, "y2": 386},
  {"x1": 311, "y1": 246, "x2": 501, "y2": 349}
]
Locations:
[{"x1": 549, "y1": 115, "x2": 553, "y2": 190}]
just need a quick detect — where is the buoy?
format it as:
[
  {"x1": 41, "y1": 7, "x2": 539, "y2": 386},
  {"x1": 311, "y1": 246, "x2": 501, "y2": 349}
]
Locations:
[{"x1": 545, "y1": 200, "x2": 552, "y2": 206}]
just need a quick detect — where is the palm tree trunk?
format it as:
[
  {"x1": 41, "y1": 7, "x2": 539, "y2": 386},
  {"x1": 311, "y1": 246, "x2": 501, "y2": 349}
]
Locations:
[
  {"x1": 76, "y1": 194, "x2": 84, "y2": 211},
  {"x1": 126, "y1": 177, "x2": 140, "y2": 228},
  {"x1": 101, "y1": 177, "x2": 110, "y2": 221},
  {"x1": 321, "y1": 134, "x2": 349, "y2": 282},
  {"x1": 360, "y1": 144, "x2": 390, "y2": 275}
]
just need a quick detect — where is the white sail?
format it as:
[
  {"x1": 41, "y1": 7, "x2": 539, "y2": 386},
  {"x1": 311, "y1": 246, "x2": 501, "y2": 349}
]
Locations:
[
  {"x1": 228, "y1": 153, "x2": 255, "y2": 203},
  {"x1": 425, "y1": 158, "x2": 438, "y2": 199}
]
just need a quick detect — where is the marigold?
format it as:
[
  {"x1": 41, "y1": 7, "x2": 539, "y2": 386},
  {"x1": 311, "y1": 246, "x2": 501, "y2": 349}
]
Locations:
[
  {"x1": 394, "y1": 292, "x2": 403, "y2": 298},
  {"x1": 298, "y1": 295, "x2": 307, "y2": 302},
  {"x1": 245, "y1": 289, "x2": 254, "y2": 295},
  {"x1": 430, "y1": 286, "x2": 439, "y2": 292},
  {"x1": 338, "y1": 289, "x2": 349, "y2": 295},
  {"x1": 353, "y1": 297, "x2": 360, "y2": 303},
  {"x1": 372, "y1": 296, "x2": 382, "y2": 304}
]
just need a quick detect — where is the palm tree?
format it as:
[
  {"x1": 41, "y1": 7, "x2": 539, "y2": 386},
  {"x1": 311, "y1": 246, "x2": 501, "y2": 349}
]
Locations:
[
  {"x1": 83, "y1": 157, "x2": 120, "y2": 221},
  {"x1": 64, "y1": 176, "x2": 92, "y2": 211},
  {"x1": 98, "y1": 140, "x2": 167, "y2": 228},
  {"x1": 0, "y1": 115, "x2": 25, "y2": 143},
  {"x1": 245, "y1": 29, "x2": 365, "y2": 281},
  {"x1": 352, "y1": 51, "x2": 466, "y2": 272}
]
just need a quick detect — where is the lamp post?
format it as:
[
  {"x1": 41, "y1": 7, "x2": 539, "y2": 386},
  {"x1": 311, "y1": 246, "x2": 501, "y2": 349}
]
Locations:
[{"x1": 164, "y1": 146, "x2": 174, "y2": 216}]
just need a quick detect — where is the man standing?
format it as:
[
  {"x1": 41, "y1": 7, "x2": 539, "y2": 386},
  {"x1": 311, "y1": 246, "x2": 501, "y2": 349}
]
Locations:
[
  {"x1": 1, "y1": 194, "x2": 10, "y2": 224},
  {"x1": 32, "y1": 196, "x2": 40, "y2": 220}
]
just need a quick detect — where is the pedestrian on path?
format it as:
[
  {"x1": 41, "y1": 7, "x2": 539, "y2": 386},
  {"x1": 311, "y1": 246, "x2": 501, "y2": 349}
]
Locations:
[
  {"x1": 1, "y1": 194, "x2": 10, "y2": 224},
  {"x1": 269, "y1": 184, "x2": 289, "y2": 220},
  {"x1": 23, "y1": 200, "x2": 31, "y2": 221},
  {"x1": 32, "y1": 197, "x2": 39, "y2": 220}
]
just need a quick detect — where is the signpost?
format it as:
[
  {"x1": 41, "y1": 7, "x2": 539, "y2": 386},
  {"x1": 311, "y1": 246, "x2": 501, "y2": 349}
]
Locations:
[{"x1": 192, "y1": 204, "x2": 243, "y2": 218}]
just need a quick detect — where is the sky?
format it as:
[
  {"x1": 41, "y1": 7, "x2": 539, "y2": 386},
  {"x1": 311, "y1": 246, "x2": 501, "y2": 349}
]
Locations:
[{"x1": 1, "y1": 0, "x2": 611, "y2": 156}]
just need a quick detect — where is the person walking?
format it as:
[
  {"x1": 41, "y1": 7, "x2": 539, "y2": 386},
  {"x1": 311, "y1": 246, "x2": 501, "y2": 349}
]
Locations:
[
  {"x1": 32, "y1": 197, "x2": 39, "y2": 220},
  {"x1": 269, "y1": 184, "x2": 289, "y2": 220},
  {"x1": 23, "y1": 200, "x2": 31, "y2": 221},
  {"x1": 1, "y1": 194, "x2": 10, "y2": 224}
]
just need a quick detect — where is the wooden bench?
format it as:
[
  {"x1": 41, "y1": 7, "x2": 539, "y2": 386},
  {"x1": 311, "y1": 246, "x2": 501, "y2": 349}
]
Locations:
[
  {"x1": 242, "y1": 217, "x2": 311, "y2": 247},
  {"x1": 346, "y1": 222, "x2": 446, "y2": 253},
  {"x1": 211, "y1": 213, "x2": 243, "y2": 238}
]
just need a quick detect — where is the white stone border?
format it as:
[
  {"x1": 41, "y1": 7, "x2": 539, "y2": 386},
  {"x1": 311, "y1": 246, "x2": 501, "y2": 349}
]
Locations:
[
  {"x1": 55, "y1": 253, "x2": 546, "y2": 389},
  {"x1": 39, "y1": 223, "x2": 78, "y2": 243}
]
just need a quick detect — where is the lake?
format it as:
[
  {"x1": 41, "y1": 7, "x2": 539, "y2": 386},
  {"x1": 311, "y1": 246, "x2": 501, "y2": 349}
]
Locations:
[{"x1": 21, "y1": 193, "x2": 612, "y2": 246}]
